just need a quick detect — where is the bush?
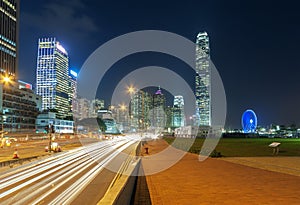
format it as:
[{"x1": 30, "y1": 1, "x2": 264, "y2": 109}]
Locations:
[{"x1": 210, "y1": 150, "x2": 222, "y2": 158}]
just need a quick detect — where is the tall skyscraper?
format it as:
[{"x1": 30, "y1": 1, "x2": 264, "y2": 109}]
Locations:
[
  {"x1": 0, "y1": 0, "x2": 19, "y2": 78},
  {"x1": 76, "y1": 97, "x2": 90, "y2": 120},
  {"x1": 165, "y1": 105, "x2": 173, "y2": 128},
  {"x1": 36, "y1": 38, "x2": 70, "y2": 119},
  {"x1": 172, "y1": 95, "x2": 185, "y2": 127},
  {"x1": 0, "y1": 2, "x2": 43, "y2": 132},
  {"x1": 69, "y1": 69, "x2": 77, "y2": 114},
  {"x1": 152, "y1": 87, "x2": 166, "y2": 128},
  {"x1": 91, "y1": 98, "x2": 105, "y2": 117},
  {"x1": 195, "y1": 32, "x2": 211, "y2": 126},
  {"x1": 109, "y1": 104, "x2": 129, "y2": 132},
  {"x1": 130, "y1": 90, "x2": 152, "y2": 130},
  {"x1": 69, "y1": 70, "x2": 77, "y2": 99}
]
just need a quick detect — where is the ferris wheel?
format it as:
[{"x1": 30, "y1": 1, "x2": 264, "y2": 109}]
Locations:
[{"x1": 241, "y1": 109, "x2": 257, "y2": 133}]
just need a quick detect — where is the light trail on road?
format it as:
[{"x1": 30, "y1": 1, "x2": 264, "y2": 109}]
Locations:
[{"x1": 0, "y1": 136, "x2": 140, "y2": 205}]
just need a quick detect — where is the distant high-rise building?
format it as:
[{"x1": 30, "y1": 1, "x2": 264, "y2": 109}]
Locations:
[
  {"x1": 90, "y1": 99, "x2": 105, "y2": 117},
  {"x1": 69, "y1": 70, "x2": 77, "y2": 99},
  {"x1": 130, "y1": 90, "x2": 152, "y2": 130},
  {"x1": 152, "y1": 87, "x2": 166, "y2": 128},
  {"x1": 109, "y1": 104, "x2": 129, "y2": 132},
  {"x1": 172, "y1": 95, "x2": 185, "y2": 127},
  {"x1": 76, "y1": 97, "x2": 90, "y2": 120},
  {"x1": 0, "y1": 0, "x2": 19, "y2": 78},
  {"x1": 165, "y1": 105, "x2": 173, "y2": 128},
  {"x1": 69, "y1": 69, "x2": 77, "y2": 113},
  {"x1": 195, "y1": 31, "x2": 211, "y2": 126},
  {"x1": 36, "y1": 38, "x2": 71, "y2": 119}
]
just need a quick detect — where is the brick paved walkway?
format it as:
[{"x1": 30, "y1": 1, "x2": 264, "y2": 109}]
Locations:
[{"x1": 143, "y1": 139, "x2": 300, "y2": 205}]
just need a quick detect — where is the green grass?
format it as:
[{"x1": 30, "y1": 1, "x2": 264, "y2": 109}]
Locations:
[{"x1": 164, "y1": 137, "x2": 300, "y2": 157}]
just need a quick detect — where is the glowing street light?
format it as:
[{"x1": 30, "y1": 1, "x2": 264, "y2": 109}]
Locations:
[
  {"x1": 127, "y1": 85, "x2": 136, "y2": 95},
  {"x1": 2, "y1": 75, "x2": 12, "y2": 84},
  {"x1": 119, "y1": 104, "x2": 126, "y2": 111},
  {"x1": 3, "y1": 77, "x2": 11, "y2": 83},
  {"x1": 1, "y1": 75, "x2": 13, "y2": 133}
]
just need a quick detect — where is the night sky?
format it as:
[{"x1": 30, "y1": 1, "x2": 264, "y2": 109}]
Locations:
[{"x1": 20, "y1": 0, "x2": 300, "y2": 128}]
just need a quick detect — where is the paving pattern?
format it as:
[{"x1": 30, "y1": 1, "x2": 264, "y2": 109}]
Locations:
[{"x1": 143, "y1": 139, "x2": 300, "y2": 205}]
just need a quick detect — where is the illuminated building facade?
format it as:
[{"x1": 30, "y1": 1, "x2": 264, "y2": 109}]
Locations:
[
  {"x1": 69, "y1": 69, "x2": 77, "y2": 113},
  {"x1": 18, "y1": 80, "x2": 32, "y2": 90},
  {"x1": 90, "y1": 98, "x2": 105, "y2": 117},
  {"x1": 152, "y1": 87, "x2": 166, "y2": 128},
  {"x1": 109, "y1": 104, "x2": 129, "y2": 132},
  {"x1": 130, "y1": 90, "x2": 152, "y2": 130},
  {"x1": 195, "y1": 31, "x2": 211, "y2": 126},
  {"x1": 36, "y1": 38, "x2": 70, "y2": 119},
  {"x1": 0, "y1": 1, "x2": 41, "y2": 132},
  {"x1": 165, "y1": 105, "x2": 172, "y2": 128},
  {"x1": 76, "y1": 97, "x2": 90, "y2": 120},
  {"x1": 0, "y1": 0, "x2": 19, "y2": 78},
  {"x1": 172, "y1": 95, "x2": 185, "y2": 127},
  {"x1": 36, "y1": 112, "x2": 74, "y2": 134},
  {"x1": 0, "y1": 81, "x2": 42, "y2": 132}
]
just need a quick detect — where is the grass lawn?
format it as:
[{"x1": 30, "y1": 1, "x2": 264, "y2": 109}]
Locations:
[{"x1": 164, "y1": 137, "x2": 300, "y2": 157}]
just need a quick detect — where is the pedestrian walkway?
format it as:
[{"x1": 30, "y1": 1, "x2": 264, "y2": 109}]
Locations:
[
  {"x1": 142, "y1": 139, "x2": 300, "y2": 205},
  {"x1": 220, "y1": 157, "x2": 300, "y2": 177}
]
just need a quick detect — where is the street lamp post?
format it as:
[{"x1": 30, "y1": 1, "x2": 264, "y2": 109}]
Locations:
[
  {"x1": 139, "y1": 118, "x2": 144, "y2": 138},
  {"x1": 48, "y1": 124, "x2": 52, "y2": 153},
  {"x1": 1, "y1": 75, "x2": 12, "y2": 133},
  {"x1": 0, "y1": 112, "x2": 3, "y2": 147}
]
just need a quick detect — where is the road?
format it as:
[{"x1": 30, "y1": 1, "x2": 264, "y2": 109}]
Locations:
[{"x1": 0, "y1": 136, "x2": 140, "y2": 205}]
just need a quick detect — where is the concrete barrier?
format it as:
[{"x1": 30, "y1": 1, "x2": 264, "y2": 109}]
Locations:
[
  {"x1": 99, "y1": 143, "x2": 142, "y2": 205},
  {"x1": 0, "y1": 156, "x2": 39, "y2": 168}
]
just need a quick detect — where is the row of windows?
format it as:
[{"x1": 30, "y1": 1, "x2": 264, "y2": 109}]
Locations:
[
  {"x1": 0, "y1": 34, "x2": 15, "y2": 46},
  {"x1": 0, "y1": 44, "x2": 15, "y2": 56},
  {"x1": 2, "y1": 0, "x2": 17, "y2": 11},
  {"x1": 38, "y1": 48, "x2": 54, "y2": 56},
  {"x1": 39, "y1": 120, "x2": 73, "y2": 126},
  {"x1": 0, "y1": 6, "x2": 16, "y2": 21}
]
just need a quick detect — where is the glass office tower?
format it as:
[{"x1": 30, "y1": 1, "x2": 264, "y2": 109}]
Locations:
[
  {"x1": 0, "y1": 0, "x2": 19, "y2": 78},
  {"x1": 36, "y1": 38, "x2": 70, "y2": 119},
  {"x1": 195, "y1": 32, "x2": 211, "y2": 126},
  {"x1": 152, "y1": 87, "x2": 166, "y2": 128},
  {"x1": 173, "y1": 95, "x2": 185, "y2": 127}
]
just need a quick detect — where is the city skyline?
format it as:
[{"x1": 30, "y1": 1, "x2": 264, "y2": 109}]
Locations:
[
  {"x1": 1, "y1": 1, "x2": 300, "y2": 204},
  {"x1": 18, "y1": 0, "x2": 300, "y2": 128}
]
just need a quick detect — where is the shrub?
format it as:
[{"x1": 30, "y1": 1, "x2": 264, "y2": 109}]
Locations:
[{"x1": 210, "y1": 150, "x2": 222, "y2": 158}]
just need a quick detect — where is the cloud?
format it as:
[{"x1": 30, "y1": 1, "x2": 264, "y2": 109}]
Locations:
[{"x1": 22, "y1": 0, "x2": 99, "y2": 39}]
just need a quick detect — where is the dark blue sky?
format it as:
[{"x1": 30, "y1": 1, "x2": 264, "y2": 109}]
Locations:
[{"x1": 19, "y1": 0, "x2": 300, "y2": 128}]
